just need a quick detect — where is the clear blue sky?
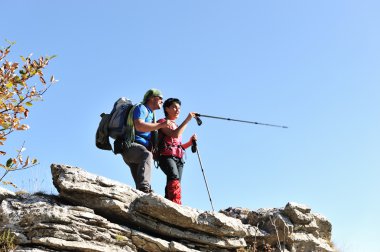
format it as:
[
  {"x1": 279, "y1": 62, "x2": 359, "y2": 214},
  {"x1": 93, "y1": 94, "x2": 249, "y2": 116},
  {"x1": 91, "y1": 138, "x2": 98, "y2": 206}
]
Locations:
[{"x1": 2, "y1": 1, "x2": 379, "y2": 251}]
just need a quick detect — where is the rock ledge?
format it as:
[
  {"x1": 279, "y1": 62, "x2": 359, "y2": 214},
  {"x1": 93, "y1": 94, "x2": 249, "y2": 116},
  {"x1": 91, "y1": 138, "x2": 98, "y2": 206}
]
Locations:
[{"x1": 0, "y1": 164, "x2": 336, "y2": 252}]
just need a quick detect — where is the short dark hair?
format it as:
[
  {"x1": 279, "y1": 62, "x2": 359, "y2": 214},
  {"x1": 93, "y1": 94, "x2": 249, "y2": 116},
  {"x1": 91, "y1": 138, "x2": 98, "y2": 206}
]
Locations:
[{"x1": 163, "y1": 98, "x2": 181, "y2": 117}]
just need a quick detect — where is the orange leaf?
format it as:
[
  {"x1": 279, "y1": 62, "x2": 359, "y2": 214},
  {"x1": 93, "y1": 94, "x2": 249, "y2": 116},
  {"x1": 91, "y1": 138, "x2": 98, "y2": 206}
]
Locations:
[
  {"x1": 23, "y1": 157, "x2": 30, "y2": 168},
  {"x1": 39, "y1": 76, "x2": 46, "y2": 84}
]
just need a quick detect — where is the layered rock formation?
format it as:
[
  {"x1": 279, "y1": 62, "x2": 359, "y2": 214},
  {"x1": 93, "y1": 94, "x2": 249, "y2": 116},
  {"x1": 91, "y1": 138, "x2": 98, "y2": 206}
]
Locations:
[{"x1": 0, "y1": 164, "x2": 336, "y2": 252}]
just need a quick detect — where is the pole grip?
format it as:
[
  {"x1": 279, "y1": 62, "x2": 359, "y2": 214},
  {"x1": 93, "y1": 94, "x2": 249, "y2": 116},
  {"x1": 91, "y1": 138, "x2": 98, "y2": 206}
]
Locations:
[
  {"x1": 195, "y1": 116, "x2": 202, "y2": 126},
  {"x1": 191, "y1": 139, "x2": 197, "y2": 153}
]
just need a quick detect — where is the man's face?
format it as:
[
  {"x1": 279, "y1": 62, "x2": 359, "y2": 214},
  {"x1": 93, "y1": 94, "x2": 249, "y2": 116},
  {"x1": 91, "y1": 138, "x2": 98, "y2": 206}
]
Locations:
[{"x1": 150, "y1": 95, "x2": 163, "y2": 110}]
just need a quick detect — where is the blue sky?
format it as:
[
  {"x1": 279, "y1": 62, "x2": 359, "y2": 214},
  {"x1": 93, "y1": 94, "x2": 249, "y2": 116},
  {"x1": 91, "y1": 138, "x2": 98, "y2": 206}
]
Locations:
[{"x1": 2, "y1": 1, "x2": 380, "y2": 251}]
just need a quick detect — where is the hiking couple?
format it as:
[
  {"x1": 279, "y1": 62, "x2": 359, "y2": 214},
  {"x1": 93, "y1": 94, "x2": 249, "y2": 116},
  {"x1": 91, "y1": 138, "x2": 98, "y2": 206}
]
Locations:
[{"x1": 121, "y1": 88, "x2": 197, "y2": 205}]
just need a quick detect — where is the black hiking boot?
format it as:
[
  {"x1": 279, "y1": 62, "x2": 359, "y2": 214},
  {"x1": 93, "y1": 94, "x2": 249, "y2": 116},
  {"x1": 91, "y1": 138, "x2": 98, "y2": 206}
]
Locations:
[{"x1": 138, "y1": 186, "x2": 154, "y2": 194}]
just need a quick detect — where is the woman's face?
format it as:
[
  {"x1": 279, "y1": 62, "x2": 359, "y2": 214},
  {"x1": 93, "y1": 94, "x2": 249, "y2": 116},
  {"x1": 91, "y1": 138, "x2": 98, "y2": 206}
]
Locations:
[{"x1": 165, "y1": 102, "x2": 181, "y2": 120}]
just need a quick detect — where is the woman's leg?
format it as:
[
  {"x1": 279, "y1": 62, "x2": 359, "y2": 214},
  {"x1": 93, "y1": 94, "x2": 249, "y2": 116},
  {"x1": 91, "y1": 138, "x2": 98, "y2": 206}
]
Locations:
[{"x1": 159, "y1": 156, "x2": 182, "y2": 204}]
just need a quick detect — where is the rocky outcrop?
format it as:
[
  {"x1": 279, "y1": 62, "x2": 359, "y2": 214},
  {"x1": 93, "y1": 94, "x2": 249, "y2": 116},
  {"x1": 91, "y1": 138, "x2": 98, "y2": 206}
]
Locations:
[
  {"x1": 221, "y1": 203, "x2": 333, "y2": 252},
  {"x1": 0, "y1": 164, "x2": 336, "y2": 252}
]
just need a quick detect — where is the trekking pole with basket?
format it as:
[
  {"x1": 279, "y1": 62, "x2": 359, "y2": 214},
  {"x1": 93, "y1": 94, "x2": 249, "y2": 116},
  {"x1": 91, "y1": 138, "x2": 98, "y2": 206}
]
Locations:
[{"x1": 191, "y1": 139, "x2": 215, "y2": 211}]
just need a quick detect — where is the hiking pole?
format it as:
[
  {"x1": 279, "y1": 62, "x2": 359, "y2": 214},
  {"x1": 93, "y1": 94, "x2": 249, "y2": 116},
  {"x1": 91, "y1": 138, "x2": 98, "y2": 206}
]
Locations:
[
  {"x1": 195, "y1": 113, "x2": 288, "y2": 128},
  {"x1": 192, "y1": 139, "x2": 215, "y2": 211}
]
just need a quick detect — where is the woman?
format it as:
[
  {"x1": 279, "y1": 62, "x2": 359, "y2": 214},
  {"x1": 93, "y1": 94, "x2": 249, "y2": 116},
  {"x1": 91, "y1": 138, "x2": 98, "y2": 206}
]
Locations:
[{"x1": 157, "y1": 98, "x2": 197, "y2": 204}]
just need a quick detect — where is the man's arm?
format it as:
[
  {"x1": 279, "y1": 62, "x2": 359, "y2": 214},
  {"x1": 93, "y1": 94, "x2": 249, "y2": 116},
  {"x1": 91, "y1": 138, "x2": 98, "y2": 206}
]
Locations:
[{"x1": 134, "y1": 119, "x2": 171, "y2": 132}]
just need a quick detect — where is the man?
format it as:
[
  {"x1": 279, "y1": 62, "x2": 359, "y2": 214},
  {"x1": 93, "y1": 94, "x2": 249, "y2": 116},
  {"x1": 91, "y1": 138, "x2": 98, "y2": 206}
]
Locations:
[{"x1": 122, "y1": 89, "x2": 172, "y2": 193}]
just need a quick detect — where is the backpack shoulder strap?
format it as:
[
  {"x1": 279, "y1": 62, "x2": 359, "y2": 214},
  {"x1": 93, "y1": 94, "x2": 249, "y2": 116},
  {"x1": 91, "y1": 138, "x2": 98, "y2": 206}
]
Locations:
[{"x1": 124, "y1": 104, "x2": 139, "y2": 147}]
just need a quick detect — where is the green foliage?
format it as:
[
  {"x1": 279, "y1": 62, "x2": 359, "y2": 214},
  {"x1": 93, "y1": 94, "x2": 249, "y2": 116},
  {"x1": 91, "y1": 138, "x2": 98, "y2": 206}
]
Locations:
[
  {"x1": 0, "y1": 229, "x2": 16, "y2": 251},
  {"x1": 0, "y1": 40, "x2": 57, "y2": 186}
]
